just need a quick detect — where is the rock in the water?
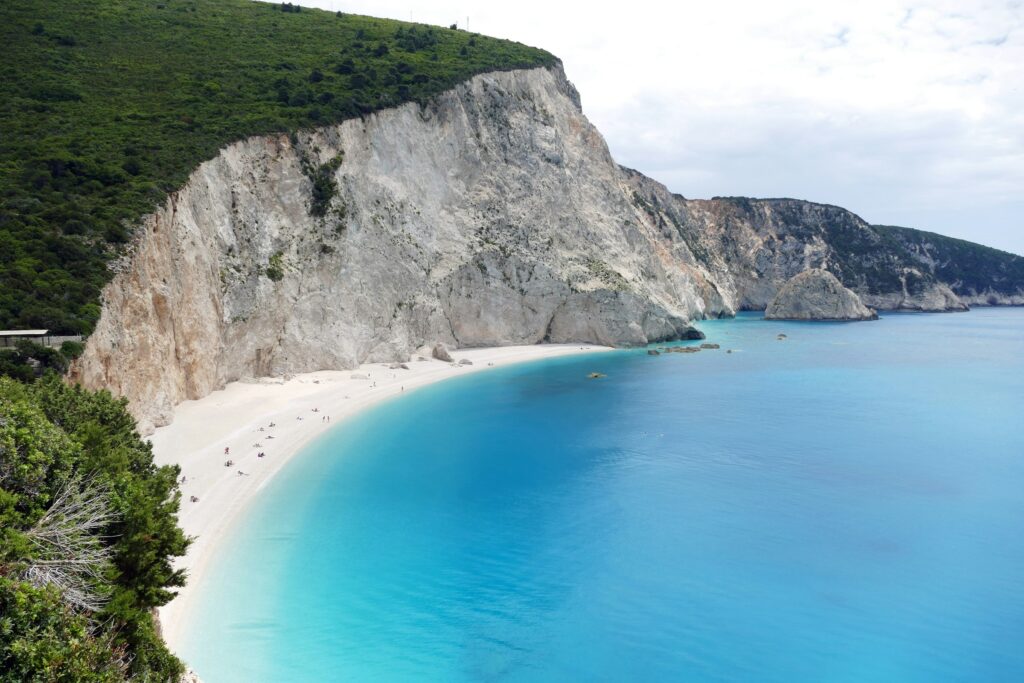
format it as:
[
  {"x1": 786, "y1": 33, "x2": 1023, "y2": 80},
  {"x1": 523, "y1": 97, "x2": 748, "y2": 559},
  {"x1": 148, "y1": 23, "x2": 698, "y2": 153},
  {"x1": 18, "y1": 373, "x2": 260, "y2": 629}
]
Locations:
[
  {"x1": 647, "y1": 349, "x2": 660, "y2": 355},
  {"x1": 588, "y1": 372, "x2": 606, "y2": 379},
  {"x1": 432, "y1": 343, "x2": 454, "y2": 362},
  {"x1": 700, "y1": 343, "x2": 720, "y2": 349},
  {"x1": 765, "y1": 269, "x2": 878, "y2": 321}
]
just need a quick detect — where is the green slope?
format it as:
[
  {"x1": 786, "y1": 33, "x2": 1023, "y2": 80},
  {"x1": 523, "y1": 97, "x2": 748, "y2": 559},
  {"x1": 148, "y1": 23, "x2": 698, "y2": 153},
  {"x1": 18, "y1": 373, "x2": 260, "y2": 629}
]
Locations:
[
  {"x1": 873, "y1": 225, "x2": 1024, "y2": 299},
  {"x1": 0, "y1": 0, "x2": 556, "y2": 334}
]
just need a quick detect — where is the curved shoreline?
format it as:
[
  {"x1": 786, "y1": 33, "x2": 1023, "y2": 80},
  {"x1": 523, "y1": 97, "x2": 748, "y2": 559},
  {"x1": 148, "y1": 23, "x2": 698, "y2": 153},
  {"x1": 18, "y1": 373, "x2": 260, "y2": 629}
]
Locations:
[{"x1": 149, "y1": 344, "x2": 609, "y2": 654}]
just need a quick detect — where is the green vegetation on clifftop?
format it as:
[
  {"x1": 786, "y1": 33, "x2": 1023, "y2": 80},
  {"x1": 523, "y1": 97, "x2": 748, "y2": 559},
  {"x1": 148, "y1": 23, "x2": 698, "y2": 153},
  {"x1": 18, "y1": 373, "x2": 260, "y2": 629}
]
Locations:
[
  {"x1": 874, "y1": 225, "x2": 1024, "y2": 300},
  {"x1": 0, "y1": 0, "x2": 556, "y2": 334}
]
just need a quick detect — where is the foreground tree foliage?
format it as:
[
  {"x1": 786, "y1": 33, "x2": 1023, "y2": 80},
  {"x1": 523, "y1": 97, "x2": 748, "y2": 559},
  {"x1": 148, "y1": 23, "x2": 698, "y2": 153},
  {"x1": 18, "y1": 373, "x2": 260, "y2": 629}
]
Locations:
[
  {"x1": 0, "y1": 579, "x2": 128, "y2": 682},
  {"x1": 0, "y1": 376, "x2": 189, "y2": 681},
  {"x1": 0, "y1": 0, "x2": 555, "y2": 334}
]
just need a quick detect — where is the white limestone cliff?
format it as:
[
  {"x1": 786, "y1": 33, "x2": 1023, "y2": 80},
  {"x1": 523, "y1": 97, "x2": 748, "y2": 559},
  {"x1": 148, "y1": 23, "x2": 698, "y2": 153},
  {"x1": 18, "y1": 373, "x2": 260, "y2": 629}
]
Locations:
[
  {"x1": 71, "y1": 66, "x2": 717, "y2": 432},
  {"x1": 70, "y1": 65, "x2": 1003, "y2": 432}
]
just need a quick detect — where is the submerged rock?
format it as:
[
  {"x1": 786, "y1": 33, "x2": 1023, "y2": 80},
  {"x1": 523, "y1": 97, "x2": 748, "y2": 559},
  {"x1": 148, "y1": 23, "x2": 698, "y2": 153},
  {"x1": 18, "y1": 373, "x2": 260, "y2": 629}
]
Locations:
[
  {"x1": 765, "y1": 269, "x2": 878, "y2": 321},
  {"x1": 588, "y1": 372, "x2": 606, "y2": 379},
  {"x1": 700, "y1": 343, "x2": 720, "y2": 349},
  {"x1": 647, "y1": 349, "x2": 660, "y2": 355}
]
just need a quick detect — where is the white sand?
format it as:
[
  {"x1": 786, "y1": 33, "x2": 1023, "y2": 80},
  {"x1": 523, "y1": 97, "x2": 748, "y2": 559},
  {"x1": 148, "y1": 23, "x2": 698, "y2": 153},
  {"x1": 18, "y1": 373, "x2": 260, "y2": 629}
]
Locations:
[{"x1": 150, "y1": 343, "x2": 609, "y2": 649}]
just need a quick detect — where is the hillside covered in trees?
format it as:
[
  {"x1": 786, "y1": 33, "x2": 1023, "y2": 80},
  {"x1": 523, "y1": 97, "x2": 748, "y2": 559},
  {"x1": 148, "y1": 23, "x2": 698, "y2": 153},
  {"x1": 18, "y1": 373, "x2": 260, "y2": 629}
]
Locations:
[{"x1": 0, "y1": 0, "x2": 555, "y2": 334}]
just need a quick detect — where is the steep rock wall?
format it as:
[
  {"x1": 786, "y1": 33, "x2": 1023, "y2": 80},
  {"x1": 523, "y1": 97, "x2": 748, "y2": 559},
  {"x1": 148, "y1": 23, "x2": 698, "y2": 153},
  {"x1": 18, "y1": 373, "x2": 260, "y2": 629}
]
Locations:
[
  {"x1": 72, "y1": 66, "x2": 720, "y2": 432},
  {"x1": 72, "y1": 65, "x2": 1022, "y2": 432}
]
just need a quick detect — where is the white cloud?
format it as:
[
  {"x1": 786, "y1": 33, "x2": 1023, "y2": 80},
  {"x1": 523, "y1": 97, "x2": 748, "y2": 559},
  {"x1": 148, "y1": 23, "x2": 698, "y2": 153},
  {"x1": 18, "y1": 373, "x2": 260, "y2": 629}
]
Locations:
[{"x1": 294, "y1": 0, "x2": 1024, "y2": 254}]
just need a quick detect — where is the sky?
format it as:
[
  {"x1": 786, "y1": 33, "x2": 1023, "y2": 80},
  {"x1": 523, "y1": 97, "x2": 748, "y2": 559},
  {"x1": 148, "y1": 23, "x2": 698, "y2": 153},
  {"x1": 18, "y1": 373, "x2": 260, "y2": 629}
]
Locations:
[{"x1": 296, "y1": 0, "x2": 1022, "y2": 255}]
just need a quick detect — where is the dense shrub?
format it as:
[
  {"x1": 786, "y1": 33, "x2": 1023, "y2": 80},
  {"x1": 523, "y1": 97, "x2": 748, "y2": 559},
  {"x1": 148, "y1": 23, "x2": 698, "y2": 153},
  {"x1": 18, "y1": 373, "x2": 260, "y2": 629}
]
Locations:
[
  {"x1": 0, "y1": 579, "x2": 128, "y2": 683},
  {"x1": 265, "y1": 252, "x2": 285, "y2": 282},
  {"x1": 0, "y1": 376, "x2": 190, "y2": 681}
]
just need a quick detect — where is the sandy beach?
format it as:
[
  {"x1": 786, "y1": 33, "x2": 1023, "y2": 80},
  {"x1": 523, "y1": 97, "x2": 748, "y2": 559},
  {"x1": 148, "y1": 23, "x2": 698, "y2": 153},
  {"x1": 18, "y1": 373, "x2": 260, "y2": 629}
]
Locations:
[{"x1": 149, "y1": 343, "x2": 609, "y2": 650}]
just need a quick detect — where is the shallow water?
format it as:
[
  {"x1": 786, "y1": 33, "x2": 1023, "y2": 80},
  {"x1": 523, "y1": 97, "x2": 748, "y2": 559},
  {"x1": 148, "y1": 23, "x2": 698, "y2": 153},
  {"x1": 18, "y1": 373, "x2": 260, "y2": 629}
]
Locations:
[{"x1": 183, "y1": 309, "x2": 1024, "y2": 682}]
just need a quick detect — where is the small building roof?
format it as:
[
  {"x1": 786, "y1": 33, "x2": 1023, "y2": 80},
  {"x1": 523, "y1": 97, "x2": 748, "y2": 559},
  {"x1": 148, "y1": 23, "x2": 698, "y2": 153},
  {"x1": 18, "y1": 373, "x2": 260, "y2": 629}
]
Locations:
[{"x1": 0, "y1": 330, "x2": 49, "y2": 337}]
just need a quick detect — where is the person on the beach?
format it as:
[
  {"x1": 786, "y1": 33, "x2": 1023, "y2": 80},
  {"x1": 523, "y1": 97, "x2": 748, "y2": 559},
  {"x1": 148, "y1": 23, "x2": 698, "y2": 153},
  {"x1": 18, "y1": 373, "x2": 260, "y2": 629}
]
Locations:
[
  {"x1": 269, "y1": 422, "x2": 275, "y2": 427},
  {"x1": 225, "y1": 459, "x2": 234, "y2": 467},
  {"x1": 237, "y1": 470, "x2": 247, "y2": 476},
  {"x1": 190, "y1": 495, "x2": 198, "y2": 503},
  {"x1": 224, "y1": 446, "x2": 230, "y2": 455}
]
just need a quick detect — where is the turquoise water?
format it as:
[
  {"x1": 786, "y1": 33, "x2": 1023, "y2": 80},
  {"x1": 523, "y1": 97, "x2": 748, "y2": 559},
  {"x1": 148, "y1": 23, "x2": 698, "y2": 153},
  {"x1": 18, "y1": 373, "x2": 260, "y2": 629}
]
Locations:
[{"x1": 183, "y1": 309, "x2": 1024, "y2": 682}]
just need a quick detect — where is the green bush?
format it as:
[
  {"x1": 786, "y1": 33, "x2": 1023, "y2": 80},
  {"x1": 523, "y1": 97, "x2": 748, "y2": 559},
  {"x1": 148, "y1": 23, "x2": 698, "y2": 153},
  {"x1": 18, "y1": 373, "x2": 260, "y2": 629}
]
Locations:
[
  {"x1": 266, "y1": 252, "x2": 285, "y2": 281},
  {"x1": 60, "y1": 340, "x2": 85, "y2": 359},
  {"x1": 0, "y1": 578, "x2": 128, "y2": 683},
  {"x1": 0, "y1": 376, "x2": 190, "y2": 681}
]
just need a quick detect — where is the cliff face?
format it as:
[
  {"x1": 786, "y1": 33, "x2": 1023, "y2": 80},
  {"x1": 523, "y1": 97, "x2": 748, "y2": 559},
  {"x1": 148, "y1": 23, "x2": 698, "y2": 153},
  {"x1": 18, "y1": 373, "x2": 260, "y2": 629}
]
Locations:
[
  {"x1": 765, "y1": 269, "x2": 877, "y2": 321},
  {"x1": 72, "y1": 66, "x2": 721, "y2": 432},
  {"x1": 621, "y1": 191, "x2": 988, "y2": 313},
  {"x1": 71, "y1": 65, "x2": 1024, "y2": 432}
]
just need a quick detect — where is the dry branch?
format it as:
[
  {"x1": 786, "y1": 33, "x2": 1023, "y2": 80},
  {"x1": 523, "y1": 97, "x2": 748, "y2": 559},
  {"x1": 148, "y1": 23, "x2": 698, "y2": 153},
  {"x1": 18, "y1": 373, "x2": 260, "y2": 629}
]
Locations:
[{"x1": 22, "y1": 474, "x2": 119, "y2": 612}]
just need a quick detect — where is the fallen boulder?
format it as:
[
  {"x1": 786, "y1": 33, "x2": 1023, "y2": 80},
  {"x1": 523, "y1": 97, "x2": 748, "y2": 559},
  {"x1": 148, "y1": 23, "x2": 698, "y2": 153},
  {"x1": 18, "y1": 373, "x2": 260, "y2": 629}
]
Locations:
[{"x1": 432, "y1": 342, "x2": 454, "y2": 362}]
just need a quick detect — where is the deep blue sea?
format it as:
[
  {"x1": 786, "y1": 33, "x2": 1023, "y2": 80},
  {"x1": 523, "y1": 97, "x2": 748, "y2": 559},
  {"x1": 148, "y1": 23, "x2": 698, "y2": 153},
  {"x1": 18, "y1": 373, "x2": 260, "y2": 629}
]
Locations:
[{"x1": 183, "y1": 309, "x2": 1024, "y2": 682}]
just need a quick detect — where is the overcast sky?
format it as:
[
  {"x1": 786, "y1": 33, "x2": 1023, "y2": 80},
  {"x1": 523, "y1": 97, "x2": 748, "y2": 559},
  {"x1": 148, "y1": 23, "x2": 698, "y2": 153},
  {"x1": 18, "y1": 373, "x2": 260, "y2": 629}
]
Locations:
[{"x1": 297, "y1": 0, "x2": 1022, "y2": 255}]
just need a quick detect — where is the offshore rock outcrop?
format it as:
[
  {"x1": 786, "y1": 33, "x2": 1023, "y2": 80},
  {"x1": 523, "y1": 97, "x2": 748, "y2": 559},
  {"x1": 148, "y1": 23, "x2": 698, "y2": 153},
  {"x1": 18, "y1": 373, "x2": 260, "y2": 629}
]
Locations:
[
  {"x1": 765, "y1": 269, "x2": 877, "y2": 321},
  {"x1": 71, "y1": 65, "x2": 1023, "y2": 432}
]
